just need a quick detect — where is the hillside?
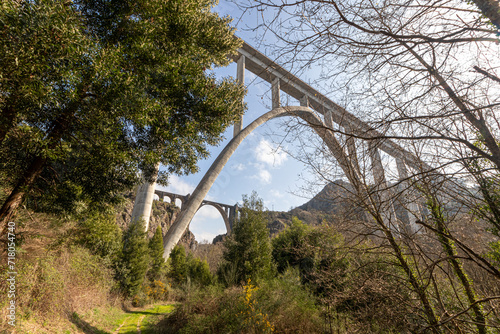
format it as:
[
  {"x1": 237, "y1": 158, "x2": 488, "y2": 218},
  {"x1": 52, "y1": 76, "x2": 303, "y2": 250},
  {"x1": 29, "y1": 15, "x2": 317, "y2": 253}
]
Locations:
[
  {"x1": 117, "y1": 191, "x2": 197, "y2": 249},
  {"x1": 213, "y1": 180, "x2": 366, "y2": 243}
]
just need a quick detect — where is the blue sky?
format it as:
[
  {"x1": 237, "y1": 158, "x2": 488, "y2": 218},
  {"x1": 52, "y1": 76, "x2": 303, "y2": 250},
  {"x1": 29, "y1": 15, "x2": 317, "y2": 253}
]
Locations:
[{"x1": 157, "y1": 1, "x2": 326, "y2": 242}]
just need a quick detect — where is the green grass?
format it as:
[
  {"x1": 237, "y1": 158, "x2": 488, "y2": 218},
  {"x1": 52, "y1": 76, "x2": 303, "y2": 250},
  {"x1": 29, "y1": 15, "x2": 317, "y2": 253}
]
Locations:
[
  {"x1": 67, "y1": 304, "x2": 174, "y2": 334},
  {"x1": 73, "y1": 305, "x2": 129, "y2": 333},
  {"x1": 117, "y1": 304, "x2": 175, "y2": 334}
]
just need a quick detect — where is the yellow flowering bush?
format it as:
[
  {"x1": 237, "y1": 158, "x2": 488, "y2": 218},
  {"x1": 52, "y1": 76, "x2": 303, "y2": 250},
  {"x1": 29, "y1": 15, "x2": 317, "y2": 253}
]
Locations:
[
  {"x1": 239, "y1": 279, "x2": 274, "y2": 333},
  {"x1": 145, "y1": 280, "x2": 170, "y2": 301}
]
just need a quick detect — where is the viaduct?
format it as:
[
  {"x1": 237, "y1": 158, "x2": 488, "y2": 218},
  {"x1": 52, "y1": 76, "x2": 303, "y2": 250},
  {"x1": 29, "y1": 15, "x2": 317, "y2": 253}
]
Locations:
[
  {"x1": 130, "y1": 40, "x2": 430, "y2": 259},
  {"x1": 152, "y1": 190, "x2": 239, "y2": 236}
]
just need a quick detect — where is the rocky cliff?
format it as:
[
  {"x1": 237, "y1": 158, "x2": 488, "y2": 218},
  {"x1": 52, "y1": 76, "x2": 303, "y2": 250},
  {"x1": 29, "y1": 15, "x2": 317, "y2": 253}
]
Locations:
[{"x1": 116, "y1": 192, "x2": 197, "y2": 249}]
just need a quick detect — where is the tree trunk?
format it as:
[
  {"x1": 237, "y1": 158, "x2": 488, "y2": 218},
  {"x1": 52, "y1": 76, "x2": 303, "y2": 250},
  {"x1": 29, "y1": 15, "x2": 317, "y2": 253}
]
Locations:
[
  {"x1": 471, "y1": 0, "x2": 500, "y2": 30},
  {"x1": 427, "y1": 194, "x2": 487, "y2": 334},
  {"x1": 0, "y1": 102, "x2": 18, "y2": 146},
  {"x1": 0, "y1": 112, "x2": 73, "y2": 237},
  {"x1": 0, "y1": 155, "x2": 47, "y2": 236}
]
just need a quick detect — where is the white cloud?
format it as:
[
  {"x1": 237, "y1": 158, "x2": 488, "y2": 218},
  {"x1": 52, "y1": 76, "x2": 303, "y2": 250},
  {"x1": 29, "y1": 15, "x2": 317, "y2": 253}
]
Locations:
[
  {"x1": 269, "y1": 189, "x2": 285, "y2": 198},
  {"x1": 231, "y1": 163, "x2": 246, "y2": 172},
  {"x1": 195, "y1": 205, "x2": 222, "y2": 219},
  {"x1": 252, "y1": 168, "x2": 272, "y2": 184},
  {"x1": 165, "y1": 175, "x2": 195, "y2": 195},
  {"x1": 189, "y1": 206, "x2": 229, "y2": 242},
  {"x1": 254, "y1": 139, "x2": 288, "y2": 167}
]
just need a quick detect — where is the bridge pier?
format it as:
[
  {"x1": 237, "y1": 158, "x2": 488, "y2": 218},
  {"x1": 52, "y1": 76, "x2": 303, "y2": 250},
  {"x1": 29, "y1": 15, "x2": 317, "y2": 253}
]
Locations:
[
  {"x1": 368, "y1": 141, "x2": 400, "y2": 233},
  {"x1": 396, "y1": 158, "x2": 422, "y2": 233},
  {"x1": 233, "y1": 55, "x2": 245, "y2": 137},
  {"x1": 131, "y1": 177, "x2": 157, "y2": 232}
]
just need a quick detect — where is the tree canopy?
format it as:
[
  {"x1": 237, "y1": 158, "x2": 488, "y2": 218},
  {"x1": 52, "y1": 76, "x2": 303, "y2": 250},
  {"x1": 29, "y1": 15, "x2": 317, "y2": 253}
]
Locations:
[
  {"x1": 0, "y1": 0, "x2": 245, "y2": 232},
  {"x1": 219, "y1": 192, "x2": 273, "y2": 284}
]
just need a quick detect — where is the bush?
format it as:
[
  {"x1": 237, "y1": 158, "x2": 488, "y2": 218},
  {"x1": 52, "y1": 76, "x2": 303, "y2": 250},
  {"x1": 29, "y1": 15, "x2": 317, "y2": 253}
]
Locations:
[
  {"x1": 218, "y1": 192, "x2": 273, "y2": 285},
  {"x1": 0, "y1": 246, "x2": 113, "y2": 325},
  {"x1": 115, "y1": 220, "x2": 149, "y2": 296},
  {"x1": 254, "y1": 268, "x2": 323, "y2": 333},
  {"x1": 159, "y1": 269, "x2": 323, "y2": 333},
  {"x1": 168, "y1": 244, "x2": 213, "y2": 287},
  {"x1": 73, "y1": 207, "x2": 122, "y2": 263},
  {"x1": 272, "y1": 216, "x2": 314, "y2": 279}
]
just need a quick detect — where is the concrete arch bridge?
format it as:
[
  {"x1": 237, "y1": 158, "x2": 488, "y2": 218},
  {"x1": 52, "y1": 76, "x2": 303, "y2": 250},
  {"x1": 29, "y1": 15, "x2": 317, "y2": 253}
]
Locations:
[
  {"x1": 153, "y1": 190, "x2": 239, "y2": 235},
  {"x1": 131, "y1": 40, "x2": 431, "y2": 259}
]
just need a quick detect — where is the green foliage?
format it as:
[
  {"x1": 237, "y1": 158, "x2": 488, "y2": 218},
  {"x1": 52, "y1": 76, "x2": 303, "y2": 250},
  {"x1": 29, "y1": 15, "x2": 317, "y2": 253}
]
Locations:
[
  {"x1": 272, "y1": 220, "x2": 348, "y2": 290},
  {"x1": 116, "y1": 220, "x2": 150, "y2": 297},
  {"x1": 218, "y1": 192, "x2": 273, "y2": 285},
  {"x1": 187, "y1": 256, "x2": 213, "y2": 287},
  {"x1": 74, "y1": 208, "x2": 123, "y2": 263},
  {"x1": 488, "y1": 241, "x2": 500, "y2": 268},
  {"x1": 272, "y1": 216, "x2": 313, "y2": 276},
  {"x1": 168, "y1": 244, "x2": 213, "y2": 287},
  {"x1": 169, "y1": 244, "x2": 188, "y2": 284},
  {"x1": 148, "y1": 225, "x2": 165, "y2": 280},
  {"x1": 0, "y1": 246, "x2": 113, "y2": 321},
  {"x1": 254, "y1": 268, "x2": 323, "y2": 333},
  {"x1": 161, "y1": 270, "x2": 323, "y2": 334},
  {"x1": 0, "y1": 0, "x2": 246, "y2": 223}
]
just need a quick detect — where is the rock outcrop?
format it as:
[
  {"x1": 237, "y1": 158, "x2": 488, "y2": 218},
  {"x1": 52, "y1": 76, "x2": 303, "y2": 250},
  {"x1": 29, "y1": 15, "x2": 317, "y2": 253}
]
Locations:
[{"x1": 117, "y1": 192, "x2": 197, "y2": 250}]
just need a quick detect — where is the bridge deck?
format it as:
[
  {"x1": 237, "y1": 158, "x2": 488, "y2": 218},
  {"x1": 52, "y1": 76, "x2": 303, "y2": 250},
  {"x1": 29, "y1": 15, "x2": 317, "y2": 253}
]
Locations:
[{"x1": 233, "y1": 41, "x2": 431, "y2": 171}]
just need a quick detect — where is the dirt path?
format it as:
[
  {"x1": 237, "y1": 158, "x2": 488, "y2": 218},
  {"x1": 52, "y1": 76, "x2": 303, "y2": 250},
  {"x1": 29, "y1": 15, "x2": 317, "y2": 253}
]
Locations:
[{"x1": 114, "y1": 304, "x2": 174, "y2": 334}]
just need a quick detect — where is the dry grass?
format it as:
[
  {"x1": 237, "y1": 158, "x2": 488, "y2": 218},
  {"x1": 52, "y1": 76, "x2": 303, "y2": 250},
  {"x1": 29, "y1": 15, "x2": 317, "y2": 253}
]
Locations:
[{"x1": 0, "y1": 207, "x2": 120, "y2": 333}]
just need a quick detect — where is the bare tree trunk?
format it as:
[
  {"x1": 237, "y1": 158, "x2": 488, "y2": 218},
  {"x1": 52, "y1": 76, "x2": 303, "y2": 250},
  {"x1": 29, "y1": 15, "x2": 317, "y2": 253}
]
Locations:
[
  {"x1": 425, "y1": 190, "x2": 488, "y2": 333},
  {"x1": 471, "y1": 0, "x2": 500, "y2": 30},
  {"x1": 366, "y1": 200, "x2": 443, "y2": 334}
]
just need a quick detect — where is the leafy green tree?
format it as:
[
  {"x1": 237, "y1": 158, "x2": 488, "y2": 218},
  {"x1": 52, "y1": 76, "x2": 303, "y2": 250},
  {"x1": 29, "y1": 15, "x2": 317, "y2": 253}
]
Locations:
[
  {"x1": 168, "y1": 244, "x2": 188, "y2": 285},
  {"x1": 272, "y1": 216, "x2": 313, "y2": 275},
  {"x1": 74, "y1": 208, "x2": 123, "y2": 263},
  {"x1": 218, "y1": 192, "x2": 273, "y2": 285},
  {"x1": 187, "y1": 255, "x2": 213, "y2": 287},
  {"x1": 0, "y1": 0, "x2": 245, "y2": 234},
  {"x1": 148, "y1": 225, "x2": 165, "y2": 280},
  {"x1": 117, "y1": 220, "x2": 149, "y2": 296},
  {"x1": 168, "y1": 244, "x2": 213, "y2": 286}
]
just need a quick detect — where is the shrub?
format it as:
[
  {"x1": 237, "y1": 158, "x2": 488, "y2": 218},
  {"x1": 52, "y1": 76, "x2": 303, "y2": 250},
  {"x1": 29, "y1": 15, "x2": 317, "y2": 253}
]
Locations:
[
  {"x1": 159, "y1": 270, "x2": 324, "y2": 333},
  {"x1": 218, "y1": 192, "x2": 273, "y2": 285},
  {"x1": 0, "y1": 246, "x2": 113, "y2": 326},
  {"x1": 187, "y1": 256, "x2": 213, "y2": 287},
  {"x1": 272, "y1": 216, "x2": 314, "y2": 278},
  {"x1": 115, "y1": 220, "x2": 149, "y2": 296},
  {"x1": 74, "y1": 207, "x2": 122, "y2": 263},
  {"x1": 148, "y1": 225, "x2": 165, "y2": 280},
  {"x1": 254, "y1": 268, "x2": 323, "y2": 333},
  {"x1": 168, "y1": 244, "x2": 213, "y2": 287}
]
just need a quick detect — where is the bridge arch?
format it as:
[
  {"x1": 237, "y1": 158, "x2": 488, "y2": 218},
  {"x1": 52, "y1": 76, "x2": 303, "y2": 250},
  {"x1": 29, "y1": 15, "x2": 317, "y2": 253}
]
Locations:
[
  {"x1": 196, "y1": 202, "x2": 232, "y2": 235},
  {"x1": 162, "y1": 105, "x2": 370, "y2": 259}
]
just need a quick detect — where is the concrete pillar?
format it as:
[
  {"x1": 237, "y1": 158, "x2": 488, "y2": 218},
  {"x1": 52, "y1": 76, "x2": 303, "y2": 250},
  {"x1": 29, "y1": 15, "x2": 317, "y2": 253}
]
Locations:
[
  {"x1": 131, "y1": 179, "x2": 157, "y2": 232},
  {"x1": 396, "y1": 158, "x2": 420, "y2": 232},
  {"x1": 228, "y1": 204, "x2": 238, "y2": 234},
  {"x1": 299, "y1": 95, "x2": 309, "y2": 107},
  {"x1": 369, "y1": 142, "x2": 386, "y2": 189},
  {"x1": 272, "y1": 77, "x2": 280, "y2": 109},
  {"x1": 344, "y1": 125, "x2": 361, "y2": 175},
  {"x1": 369, "y1": 142, "x2": 399, "y2": 231},
  {"x1": 233, "y1": 55, "x2": 245, "y2": 138}
]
